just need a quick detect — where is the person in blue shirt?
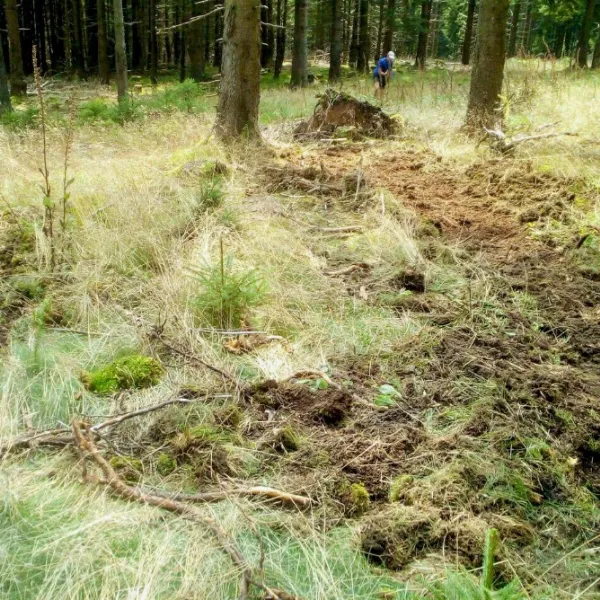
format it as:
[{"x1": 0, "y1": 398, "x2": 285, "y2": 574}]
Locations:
[{"x1": 373, "y1": 51, "x2": 396, "y2": 99}]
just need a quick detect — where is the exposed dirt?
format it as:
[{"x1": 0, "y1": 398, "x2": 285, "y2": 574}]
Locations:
[{"x1": 294, "y1": 90, "x2": 398, "y2": 140}]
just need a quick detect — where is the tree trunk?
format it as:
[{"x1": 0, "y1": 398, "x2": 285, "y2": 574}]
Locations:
[
  {"x1": 382, "y1": 0, "x2": 395, "y2": 54},
  {"x1": 213, "y1": 7, "x2": 223, "y2": 69},
  {"x1": 131, "y1": 0, "x2": 142, "y2": 69},
  {"x1": 4, "y1": 0, "x2": 26, "y2": 95},
  {"x1": 461, "y1": 0, "x2": 476, "y2": 65},
  {"x1": 357, "y1": 0, "x2": 369, "y2": 72},
  {"x1": 113, "y1": 0, "x2": 128, "y2": 101},
  {"x1": 375, "y1": 0, "x2": 384, "y2": 58},
  {"x1": 592, "y1": 34, "x2": 600, "y2": 68},
  {"x1": 466, "y1": 0, "x2": 510, "y2": 130},
  {"x1": 141, "y1": 0, "x2": 149, "y2": 72},
  {"x1": 0, "y1": 35, "x2": 12, "y2": 113},
  {"x1": 98, "y1": 0, "x2": 110, "y2": 83},
  {"x1": 34, "y1": 0, "x2": 47, "y2": 71},
  {"x1": 553, "y1": 24, "x2": 566, "y2": 59},
  {"x1": 415, "y1": 0, "x2": 431, "y2": 69},
  {"x1": 261, "y1": 0, "x2": 275, "y2": 66},
  {"x1": 290, "y1": 0, "x2": 308, "y2": 86},
  {"x1": 187, "y1": 0, "x2": 206, "y2": 81},
  {"x1": 87, "y1": 0, "x2": 99, "y2": 71},
  {"x1": 349, "y1": 0, "x2": 359, "y2": 66},
  {"x1": 577, "y1": 0, "x2": 596, "y2": 68},
  {"x1": 149, "y1": 0, "x2": 158, "y2": 83},
  {"x1": 508, "y1": 0, "x2": 521, "y2": 57},
  {"x1": 48, "y1": 0, "x2": 67, "y2": 71},
  {"x1": 523, "y1": 0, "x2": 533, "y2": 54},
  {"x1": 20, "y1": 0, "x2": 34, "y2": 74},
  {"x1": 329, "y1": 0, "x2": 344, "y2": 81},
  {"x1": 274, "y1": 0, "x2": 287, "y2": 78},
  {"x1": 71, "y1": 0, "x2": 86, "y2": 77},
  {"x1": 216, "y1": 0, "x2": 261, "y2": 140}
]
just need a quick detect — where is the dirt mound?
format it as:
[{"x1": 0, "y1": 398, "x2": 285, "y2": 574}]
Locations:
[{"x1": 294, "y1": 90, "x2": 398, "y2": 140}]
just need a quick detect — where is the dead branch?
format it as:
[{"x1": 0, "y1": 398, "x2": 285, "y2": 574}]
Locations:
[
  {"x1": 136, "y1": 485, "x2": 311, "y2": 508},
  {"x1": 324, "y1": 263, "x2": 370, "y2": 276},
  {"x1": 310, "y1": 225, "x2": 364, "y2": 234},
  {"x1": 158, "y1": 6, "x2": 224, "y2": 31},
  {"x1": 0, "y1": 428, "x2": 72, "y2": 459},
  {"x1": 72, "y1": 421, "x2": 296, "y2": 600},
  {"x1": 484, "y1": 127, "x2": 578, "y2": 154}
]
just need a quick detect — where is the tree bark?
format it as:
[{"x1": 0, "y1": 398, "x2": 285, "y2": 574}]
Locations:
[
  {"x1": 113, "y1": 0, "x2": 128, "y2": 101},
  {"x1": 461, "y1": 0, "x2": 476, "y2": 65},
  {"x1": 415, "y1": 0, "x2": 431, "y2": 69},
  {"x1": 382, "y1": 0, "x2": 395, "y2": 54},
  {"x1": 87, "y1": 0, "x2": 99, "y2": 71},
  {"x1": 71, "y1": 0, "x2": 86, "y2": 77},
  {"x1": 290, "y1": 0, "x2": 308, "y2": 86},
  {"x1": 216, "y1": 0, "x2": 261, "y2": 140},
  {"x1": 349, "y1": 0, "x2": 359, "y2": 66},
  {"x1": 466, "y1": 0, "x2": 510, "y2": 131},
  {"x1": 149, "y1": 0, "x2": 158, "y2": 83},
  {"x1": 4, "y1": 0, "x2": 26, "y2": 95},
  {"x1": 508, "y1": 0, "x2": 521, "y2": 57},
  {"x1": 375, "y1": 0, "x2": 384, "y2": 58},
  {"x1": 0, "y1": 35, "x2": 12, "y2": 113},
  {"x1": 274, "y1": 0, "x2": 287, "y2": 78},
  {"x1": 553, "y1": 23, "x2": 566, "y2": 59},
  {"x1": 577, "y1": 0, "x2": 596, "y2": 68},
  {"x1": 261, "y1": 0, "x2": 275, "y2": 66},
  {"x1": 356, "y1": 0, "x2": 369, "y2": 72},
  {"x1": 329, "y1": 0, "x2": 344, "y2": 81},
  {"x1": 187, "y1": 0, "x2": 206, "y2": 81},
  {"x1": 98, "y1": 0, "x2": 110, "y2": 83},
  {"x1": 213, "y1": 6, "x2": 223, "y2": 69},
  {"x1": 592, "y1": 34, "x2": 600, "y2": 68}
]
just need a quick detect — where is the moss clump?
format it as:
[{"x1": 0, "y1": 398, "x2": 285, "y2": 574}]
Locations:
[
  {"x1": 389, "y1": 475, "x2": 414, "y2": 503},
  {"x1": 172, "y1": 424, "x2": 240, "y2": 452},
  {"x1": 109, "y1": 455, "x2": 143, "y2": 483},
  {"x1": 274, "y1": 425, "x2": 301, "y2": 452},
  {"x1": 350, "y1": 483, "x2": 371, "y2": 515},
  {"x1": 81, "y1": 354, "x2": 163, "y2": 394},
  {"x1": 213, "y1": 403, "x2": 243, "y2": 429},
  {"x1": 156, "y1": 453, "x2": 177, "y2": 476}
]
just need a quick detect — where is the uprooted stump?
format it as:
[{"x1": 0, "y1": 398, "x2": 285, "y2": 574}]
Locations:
[{"x1": 294, "y1": 89, "x2": 399, "y2": 140}]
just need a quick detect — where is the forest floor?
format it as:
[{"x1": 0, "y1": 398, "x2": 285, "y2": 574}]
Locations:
[{"x1": 1, "y1": 61, "x2": 600, "y2": 599}]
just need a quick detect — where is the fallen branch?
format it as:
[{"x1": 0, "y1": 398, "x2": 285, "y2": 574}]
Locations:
[
  {"x1": 73, "y1": 421, "x2": 297, "y2": 600},
  {"x1": 137, "y1": 484, "x2": 312, "y2": 508},
  {"x1": 310, "y1": 225, "x2": 364, "y2": 234},
  {"x1": 324, "y1": 262, "x2": 370, "y2": 276},
  {"x1": 484, "y1": 127, "x2": 578, "y2": 154}
]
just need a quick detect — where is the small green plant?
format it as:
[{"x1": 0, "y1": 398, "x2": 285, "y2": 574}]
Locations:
[
  {"x1": 375, "y1": 384, "x2": 400, "y2": 407},
  {"x1": 81, "y1": 354, "x2": 163, "y2": 394},
  {"x1": 190, "y1": 241, "x2": 265, "y2": 329},
  {"x1": 195, "y1": 177, "x2": 225, "y2": 212},
  {"x1": 274, "y1": 424, "x2": 301, "y2": 452},
  {"x1": 389, "y1": 475, "x2": 414, "y2": 502},
  {"x1": 156, "y1": 453, "x2": 177, "y2": 476}
]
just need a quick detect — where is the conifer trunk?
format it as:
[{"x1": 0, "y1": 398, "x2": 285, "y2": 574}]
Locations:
[
  {"x1": 149, "y1": 0, "x2": 158, "y2": 83},
  {"x1": 4, "y1": 0, "x2": 26, "y2": 95},
  {"x1": 113, "y1": 0, "x2": 128, "y2": 101},
  {"x1": 508, "y1": 0, "x2": 521, "y2": 58},
  {"x1": 216, "y1": 0, "x2": 261, "y2": 139},
  {"x1": 274, "y1": 0, "x2": 287, "y2": 78},
  {"x1": 592, "y1": 35, "x2": 600, "y2": 69},
  {"x1": 290, "y1": 0, "x2": 308, "y2": 86},
  {"x1": 98, "y1": 0, "x2": 110, "y2": 83},
  {"x1": 466, "y1": 0, "x2": 510, "y2": 130},
  {"x1": 187, "y1": 0, "x2": 206, "y2": 81},
  {"x1": 349, "y1": 0, "x2": 359, "y2": 66},
  {"x1": 382, "y1": 0, "x2": 395, "y2": 54},
  {"x1": 329, "y1": 0, "x2": 343, "y2": 81},
  {"x1": 461, "y1": 0, "x2": 476, "y2": 65},
  {"x1": 356, "y1": 0, "x2": 369, "y2": 72},
  {"x1": 415, "y1": 0, "x2": 431, "y2": 69},
  {"x1": 577, "y1": 0, "x2": 596, "y2": 68},
  {"x1": 0, "y1": 36, "x2": 12, "y2": 112},
  {"x1": 71, "y1": 0, "x2": 86, "y2": 77}
]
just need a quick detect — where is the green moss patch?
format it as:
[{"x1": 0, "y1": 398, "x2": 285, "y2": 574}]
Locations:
[{"x1": 81, "y1": 354, "x2": 163, "y2": 394}]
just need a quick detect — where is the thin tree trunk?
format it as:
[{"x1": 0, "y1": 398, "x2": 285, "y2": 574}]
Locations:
[
  {"x1": 290, "y1": 0, "x2": 308, "y2": 86},
  {"x1": 87, "y1": 0, "x2": 99, "y2": 71},
  {"x1": 216, "y1": 0, "x2": 261, "y2": 140},
  {"x1": 356, "y1": 0, "x2": 369, "y2": 72},
  {"x1": 375, "y1": 0, "x2": 384, "y2": 58},
  {"x1": 577, "y1": 0, "x2": 596, "y2": 68},
  {"x1": 382, "y1": 0, "x2": 395, "y2": 54},
  {"x1": 213, "y1": 6, "x2": 223, "y2": 69},
  {"x1": 63, "y1": 0, "x2": 72, "y2": 71},
  {"x1": 329, "y1": 0, "x2": 344, "y2": 81},
  {"x1": 461, "y1": 0, "x2": 476, "y2": 65},
  {"x1": 4, "y1": 0, "x2": 26, "y2": 95},
  {"x1": 34, "y1": 0, "x2": 47, "y2": 71},
  {"x1": 131, "y1": 0, "x2": 142, "y2": 69},
  {"x1": 187, "y1": 0, "x2": 206, "y2": 81},
  {"x1": 0, "y1": 36, "x2": 12, "y2": 113},
  {"x1": 113, "y1": 0, "x2": 128, "y2": 101},
  {"x1": 48, "y1": 0, "x2": 67, "y2": 71},
  {"x1": 349, "y1": 0, "x2": 359, "y2": 66},
  {"x1": 149, "y1": 0, "x2": 158, "y2": 83},
  {"x1": 274, "y1": 0, "x2": 287, "y2": 78},
  {"x1": 592, "y1": 34, "x2": 600, "y2": 68},
  {"x1": 21, "y1": 0, "x2": 34, "y2": 74},
  {"x1": 553, "y1": 23, "x2": 566, "y2": 59},
  {"x1": 141, "y1": 0, "x2": 149, "y2": 72},
  {"x1": 415, "y1": 0, "x2": 431, "y2": 69},
  {"x1": 261, "y1": 0, "x2": 275, "y2": 66},
  {"x1": 466, "y1": 0, "x2": 510, "y2": 130},
  {"x1": 523, "y1": 0, "x2": 533, "y2": 54},
  {"x1": 71, "y1": 0, "x2": 86, "y2": 77},
  {"x1": 98, "y1": 0, "x2": 110, "y2": 83},
  {"x1": 508, "y1": 0, "x2": 521, "y2": 57}
]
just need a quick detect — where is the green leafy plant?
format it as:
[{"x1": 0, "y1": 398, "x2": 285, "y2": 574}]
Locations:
[
  {"x1": 190, "y1": 241, "x2": 265, "y2": 329},
  {"x1": 375, "y1": 384, "x2": 401, "y2": 407}
]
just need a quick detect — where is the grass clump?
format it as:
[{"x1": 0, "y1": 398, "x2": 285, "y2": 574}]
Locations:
[
  {"x1": 273, "y1": 424, "x2": 301, "y2": 452},
  {"x1": 389, "y1": 475, "x2": 414, "y2": 503},
  {"x1": 190, "y1": 246, "x2": 265, "y2": 329},
  {"x1": 81, "y1": 354, "x2": 163, "y2": 394}
]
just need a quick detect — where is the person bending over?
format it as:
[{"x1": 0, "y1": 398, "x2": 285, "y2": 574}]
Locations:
[{"x1": 373, "y1": 51, "x2": 396, "y2": 99}]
